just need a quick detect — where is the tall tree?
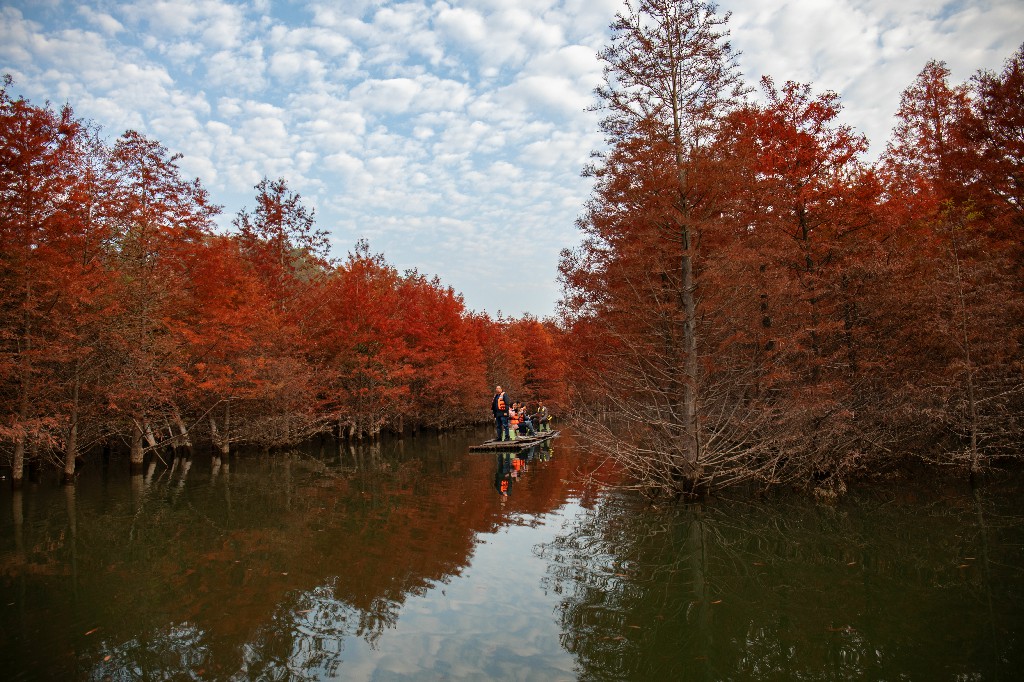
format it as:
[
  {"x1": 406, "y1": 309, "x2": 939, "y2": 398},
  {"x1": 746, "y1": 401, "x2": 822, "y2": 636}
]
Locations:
[
  {"x1": 0, "y1": 78, "x2": 84, "y2": 487},
  {"x1": 720, "y1": 78, "x2": 878, "y2": 491},
  {"x1": 880, "y1": 56, "x2": 1024, "y2": 472},
  {"x1": 230, "y1": 178, "x2": 329, "y2": 446},
  {"x1": 311, "y1": 241, "x2": 410, "y2": 439},
  {"x1": 561, "y1": 0, "x2": 745, "y2": 494},
  {"x1": 104, "y1": 131, "x2": 219, "y2": 472}
]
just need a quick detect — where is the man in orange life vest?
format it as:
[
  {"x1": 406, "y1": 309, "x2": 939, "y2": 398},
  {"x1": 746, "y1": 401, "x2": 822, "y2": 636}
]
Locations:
[{"x1": 492, "y1": 385, "x2": 511, "y2": 441}]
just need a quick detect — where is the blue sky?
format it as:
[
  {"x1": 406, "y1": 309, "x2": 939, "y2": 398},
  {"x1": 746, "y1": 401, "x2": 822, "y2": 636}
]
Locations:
[{"x1": 2, "y1": 0, "x2": 1021, "y2": 318}]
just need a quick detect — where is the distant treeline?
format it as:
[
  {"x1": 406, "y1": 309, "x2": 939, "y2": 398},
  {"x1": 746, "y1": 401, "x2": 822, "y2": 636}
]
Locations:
[
  {"x1": 557, "y1": 1, "x2": 1023, "y2": 498},
  {"x1": 0, "y1": 76, "x2": 565, "y2": 486}
]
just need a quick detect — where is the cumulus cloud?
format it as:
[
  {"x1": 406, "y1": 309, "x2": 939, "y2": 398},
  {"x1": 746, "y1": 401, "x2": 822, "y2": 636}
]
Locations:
[
  {"x1": 3, "y1": 0, "x2": 1020, "y2": 316},
  {"x1": 76, "y1": 5, "x2": 125, "y2": 35},
  {"x1": 728, "y1": 0, "x2": 1024, "y2": 156}
]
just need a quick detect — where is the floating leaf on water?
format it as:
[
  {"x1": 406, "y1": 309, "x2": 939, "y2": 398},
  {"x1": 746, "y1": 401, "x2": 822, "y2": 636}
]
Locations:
[
  {"x1": 847, "y1": 561, "x2": 857, "y2": 566},
  {"x1": 712, "y1": 599, "x2": 723, "y2": 604},
  {"x1": 958, "y1": 564, "x2": 970, "y2": 568},
  {"x1": 84, "y1": 628, "x2": 99, "y2": 636},
  {"x1": 103, "y1": 655, "x2": 111, "y2": 662}
]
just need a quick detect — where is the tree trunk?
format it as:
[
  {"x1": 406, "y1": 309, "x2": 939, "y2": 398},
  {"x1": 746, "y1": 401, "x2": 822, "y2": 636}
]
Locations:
[
  {"x1": 209, "y1": 402, "x2": 231, "y2": 456},
  {"x1": 12, "y1": 489, "x2": 25, "y2": 557},
  {"x1": 172, "y1": 408, "x2": 193, "y2": 456},
  {"x1": 950, "y1": 225, "x2": 980, "y2": 477},
  {"x1": 677, "y1": 157, "x2": 700, "y2": 484},
  {"x1": 222, "y1": 401, "x2": 230, "y2": 456},
  {"x1": 11, "y1": 435, "x2": 26, "y2": 490},
  {"x1": 130, "y1": 420, "x2": 145, "y2": 474},
  {"x1": 143, "y1": 421, "x2": 159, "y2": 450},
  {"x1": 64, "y1": 363, "x2": 81, "y2": 485},
  {"x1": 12, "y1": 279, "x2": 33, "y2": 490}
]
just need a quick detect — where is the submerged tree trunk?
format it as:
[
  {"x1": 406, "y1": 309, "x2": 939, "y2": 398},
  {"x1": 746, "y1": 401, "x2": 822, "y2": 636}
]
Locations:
[
  {"x1": 172, "y1": 408, "x2": 193, "y2": 457},
  {"x1": 12, "y1": 278, "x2": 33, "y2": 490},
  {"x1": 130, "y1": 419, "x2": 145, "y2": 474},
  {"x1": 12, "y1": 434, "x2": 26, "y2": 490},
  {"x1": 209, "y1": 401, "x2": 231, "y2": 456},
  {"x1": 64, "y1": 363, "x2": 81, "y2": 485}
]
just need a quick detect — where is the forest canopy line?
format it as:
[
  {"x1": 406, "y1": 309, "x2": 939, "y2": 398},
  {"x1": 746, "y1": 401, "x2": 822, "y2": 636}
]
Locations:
[
  {"x1": 2, "y1": 0, "x2": 1023, "y2": 501},
  {"x1": 0, "y1": 74, "x2": 567, "y2": 487},
  {"x1": 558, "y1": 0, "x2": 1024, "y2": 499}
]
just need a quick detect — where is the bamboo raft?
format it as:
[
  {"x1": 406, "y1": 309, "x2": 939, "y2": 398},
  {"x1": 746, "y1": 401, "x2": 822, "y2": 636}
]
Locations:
[{"x1": 468, "y1": 430, "x2": 559, "y2": 451}]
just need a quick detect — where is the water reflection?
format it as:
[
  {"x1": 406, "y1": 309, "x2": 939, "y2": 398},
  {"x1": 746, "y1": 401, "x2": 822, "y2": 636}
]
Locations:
[
  {"x1": 492, "y1": 443, "x2": 557, "y2": 505},
  {"x1": 5, "y1": 434, "x2": 1023, "y2": 680},
  {"x1": 536, "y1": 480, "x2": 1024, "y2": 681},
  {"x1": 0, "y1": 430, "x2": 583, "y2": 680},
  {"x1": 494, "y1": 453, "x2": 515, "y2": 502}
]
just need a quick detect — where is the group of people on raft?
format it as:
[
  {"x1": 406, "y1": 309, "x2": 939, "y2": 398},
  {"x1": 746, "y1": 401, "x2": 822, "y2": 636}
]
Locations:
[{"x1": 490, "y1": 385, "x2": 552, "y2": 441}]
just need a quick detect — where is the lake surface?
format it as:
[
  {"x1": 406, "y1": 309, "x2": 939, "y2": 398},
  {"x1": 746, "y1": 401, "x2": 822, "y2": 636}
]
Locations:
[{"x1": 2, "y1": 429, "x2": 1022, "y2": 680}]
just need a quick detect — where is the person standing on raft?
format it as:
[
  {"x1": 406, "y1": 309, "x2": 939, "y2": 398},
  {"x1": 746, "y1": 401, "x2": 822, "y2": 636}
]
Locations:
[
  {"x1": 492, "y1": 386, "x2": 511, "y2": 441},
  {"x1": 536, "y1": 401, "x2": 550, "y2": 432}
]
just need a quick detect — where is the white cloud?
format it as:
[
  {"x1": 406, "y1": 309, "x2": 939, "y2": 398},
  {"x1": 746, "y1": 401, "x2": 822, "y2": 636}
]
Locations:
[
  {"x1": 727, "y1": 0, "x2": 1024, "y2": 156},
  {"x1": 76, "y1": 5, "x2": 125, "y2": 35},
  {"x1": 268, "y1": 48, "x2": 325, "y2": 82},
  {"x1": 205, "y1": 42, "x2": 266, "y2": 91},
  {"x1": 4, "y1": 0, "x2": 1020, "y2": 317},
  {"x1": 123, "y1": 0, "x2": 247, "y2": 49},
  {"x1": 350, "y1": 77, "x2": 423, "y2": 114}
]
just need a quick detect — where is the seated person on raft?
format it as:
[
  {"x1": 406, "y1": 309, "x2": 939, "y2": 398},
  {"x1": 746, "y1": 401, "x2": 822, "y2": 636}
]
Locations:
[{"x1": 518, "y1": 405, "x2": 537, "y2": 436}]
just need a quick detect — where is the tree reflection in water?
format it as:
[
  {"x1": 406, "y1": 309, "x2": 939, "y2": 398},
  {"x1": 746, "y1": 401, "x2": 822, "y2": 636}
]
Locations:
[
  {"x1": 2, "y1": 430, "x2": 587, "y2": 680},
  {"x1": 8, "y1": 432, "x2": 1021, "y2": 680},
  {"x1": 536, "y1": 481, "x2": 1024, "y2": 681}
]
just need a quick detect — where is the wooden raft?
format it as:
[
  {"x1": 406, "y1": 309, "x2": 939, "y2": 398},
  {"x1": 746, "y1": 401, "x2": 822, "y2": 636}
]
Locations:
[{"x1": 468, "y1": 430, "x2": 559, "y2": 451}]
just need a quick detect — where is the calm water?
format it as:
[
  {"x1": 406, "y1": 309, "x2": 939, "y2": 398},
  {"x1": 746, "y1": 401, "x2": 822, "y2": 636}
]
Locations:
[{"x1": 1, "y1": 429, "x2": 1022, "y2": 680}]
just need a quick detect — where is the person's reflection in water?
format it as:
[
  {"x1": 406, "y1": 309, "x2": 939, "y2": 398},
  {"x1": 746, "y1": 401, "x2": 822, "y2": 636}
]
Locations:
[
  {"x1": 494, "y1": 452, "x2": 515, "y2": 504},
  {"x1": 537, "y1": 441, "x2": 553, "y2": 462},
  {"x1": 517, "y1": 446, "x2": 537, "y2": 473}
]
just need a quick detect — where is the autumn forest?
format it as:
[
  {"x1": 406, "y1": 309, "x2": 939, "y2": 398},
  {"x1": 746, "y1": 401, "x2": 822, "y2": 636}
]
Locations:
[{"x1": 2, "y1": 1, "x2": 1023, "y2": 499}]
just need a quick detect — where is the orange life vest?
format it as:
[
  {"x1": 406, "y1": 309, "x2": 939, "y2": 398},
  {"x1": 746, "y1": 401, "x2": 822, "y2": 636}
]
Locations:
[{"x1": 497, "y1": 395, "x2": 506, "y2": 411}]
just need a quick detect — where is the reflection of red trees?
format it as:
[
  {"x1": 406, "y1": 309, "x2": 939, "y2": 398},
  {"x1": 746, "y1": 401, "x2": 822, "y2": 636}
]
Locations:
[{"x1": 0, "y1": 433, "x2": 605, "y2": 678}]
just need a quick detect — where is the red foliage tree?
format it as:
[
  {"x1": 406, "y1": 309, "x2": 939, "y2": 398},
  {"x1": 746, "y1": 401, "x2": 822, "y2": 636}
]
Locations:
[
  {"x1": 310, "y1": 241, "x2": 411, "y2": 438},
  {"x1": 102, "y1": 130, "x2": 220, "y2": 471},
  {"x1": 0, "y1": 78, "x2": 90, "y2": 486},
  {"x1": 878, "y1": 56, "x2": 1024, "y2": 469}
]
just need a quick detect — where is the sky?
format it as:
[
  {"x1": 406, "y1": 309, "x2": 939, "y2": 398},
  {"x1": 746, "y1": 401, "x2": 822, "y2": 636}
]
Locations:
[{"x1": 2, "y1": 0, "x2": 1022, "y2": 319}]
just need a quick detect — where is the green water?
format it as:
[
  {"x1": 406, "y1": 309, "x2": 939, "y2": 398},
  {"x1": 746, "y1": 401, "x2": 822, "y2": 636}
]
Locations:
[{"x1": 1, "y1": 430, "x2": 1022, "y2": 680}]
